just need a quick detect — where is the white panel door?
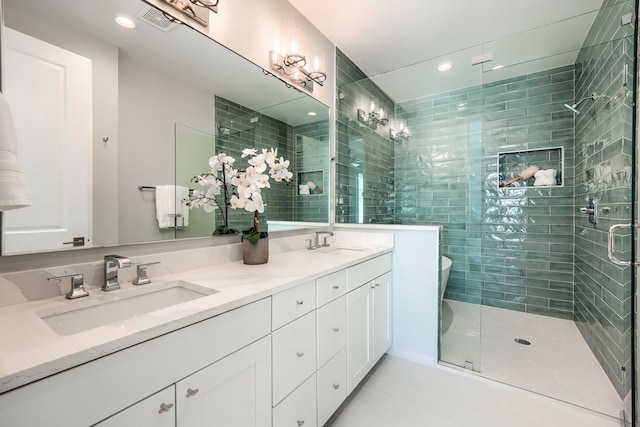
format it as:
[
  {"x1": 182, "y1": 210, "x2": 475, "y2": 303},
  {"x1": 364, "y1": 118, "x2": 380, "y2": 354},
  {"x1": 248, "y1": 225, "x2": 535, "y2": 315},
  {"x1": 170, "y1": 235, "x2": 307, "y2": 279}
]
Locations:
[
  {"x1": 2, "y1": 28, "x2": 92, "y2": 254},
  {"x1": 176, "y1": 336, "x2": 272, "y2": 427}
]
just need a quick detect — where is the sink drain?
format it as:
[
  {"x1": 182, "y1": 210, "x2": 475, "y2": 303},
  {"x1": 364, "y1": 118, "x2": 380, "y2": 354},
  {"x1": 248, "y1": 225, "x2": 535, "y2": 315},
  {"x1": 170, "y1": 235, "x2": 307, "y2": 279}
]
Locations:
[{"x1": 514, "y1": 338, "x2": 531, "y2": 345}]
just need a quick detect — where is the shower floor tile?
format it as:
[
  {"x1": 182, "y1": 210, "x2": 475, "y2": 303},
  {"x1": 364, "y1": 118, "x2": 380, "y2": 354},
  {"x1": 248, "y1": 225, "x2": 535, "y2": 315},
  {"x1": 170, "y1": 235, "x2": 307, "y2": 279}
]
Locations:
[
  {"x1": 440, "y1": 299, "x2": 624, "y2": 418},
  {"x1": 325, "y1": 355, "x2": 620, "y2": 427}
]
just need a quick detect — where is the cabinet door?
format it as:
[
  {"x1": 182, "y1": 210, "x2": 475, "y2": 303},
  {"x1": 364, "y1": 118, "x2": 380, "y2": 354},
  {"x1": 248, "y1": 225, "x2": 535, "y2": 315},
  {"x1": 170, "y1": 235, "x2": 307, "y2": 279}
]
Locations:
[
  {"x1": 176, "y1": 336, "x2": 271, "y2": 427},
  {"x1": 346, "y1": 283, "x2": 374, "y2": 394},
  {"x1": 373, "y1": 272, "x2": 392, "y2": 361},
  {"x1": 93, "y1": 387, "x2": 175, "y2": 427}
]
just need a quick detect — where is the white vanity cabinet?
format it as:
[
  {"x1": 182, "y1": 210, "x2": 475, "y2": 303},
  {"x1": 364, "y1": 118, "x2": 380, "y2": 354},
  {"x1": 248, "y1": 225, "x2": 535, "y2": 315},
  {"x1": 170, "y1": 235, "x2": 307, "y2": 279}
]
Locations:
[
  {"x1": 346, "y1": 254, "x2": 392, "y2": 394},
  {"x1": 0, "y1": 298, "x2": 272, "y2": 427}
]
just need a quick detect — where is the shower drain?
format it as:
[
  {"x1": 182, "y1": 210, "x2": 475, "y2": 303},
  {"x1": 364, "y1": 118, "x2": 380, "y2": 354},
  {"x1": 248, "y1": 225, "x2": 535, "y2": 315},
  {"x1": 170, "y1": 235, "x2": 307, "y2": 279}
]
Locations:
[{"x1": 514, "y1": 338, "x2": 531, "y2": 345}]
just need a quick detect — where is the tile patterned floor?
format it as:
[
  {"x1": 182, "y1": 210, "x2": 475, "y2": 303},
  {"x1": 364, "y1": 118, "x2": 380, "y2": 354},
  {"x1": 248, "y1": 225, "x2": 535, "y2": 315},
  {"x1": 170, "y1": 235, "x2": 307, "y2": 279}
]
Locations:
[
  {"x1": 325, "y1": 355, "x2": 622, "y2": 427},
  {"x1": 440, "y1": 300, "x2": 625, "y2": 418}
]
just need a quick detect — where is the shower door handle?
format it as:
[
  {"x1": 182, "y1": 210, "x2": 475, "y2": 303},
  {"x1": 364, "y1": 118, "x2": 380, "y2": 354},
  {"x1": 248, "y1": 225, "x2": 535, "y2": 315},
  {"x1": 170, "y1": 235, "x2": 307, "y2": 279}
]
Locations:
[{"x1": 607, "y1": 223, "x2": 632, "y2": 266}]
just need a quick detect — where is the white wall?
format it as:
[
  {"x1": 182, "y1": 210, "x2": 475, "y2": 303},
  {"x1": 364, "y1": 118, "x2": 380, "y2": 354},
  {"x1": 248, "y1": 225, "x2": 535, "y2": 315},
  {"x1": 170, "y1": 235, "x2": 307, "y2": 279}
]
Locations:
[{"x1": 335, "y1": 225, "x2": 441, "y2": 365}]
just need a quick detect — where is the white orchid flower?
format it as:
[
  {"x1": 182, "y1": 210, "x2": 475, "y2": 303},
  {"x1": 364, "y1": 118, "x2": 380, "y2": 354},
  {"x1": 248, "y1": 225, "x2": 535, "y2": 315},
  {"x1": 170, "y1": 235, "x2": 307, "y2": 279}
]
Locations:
[
  {"x1": 241, "y1": 148, "x2": 257, "y2": 158},
  {"x1": 255, "y1": 174, "x2": 270, "y2": 188},
  {"x1": 229, "y1": 195, "x2": 245, "y2": 209}
]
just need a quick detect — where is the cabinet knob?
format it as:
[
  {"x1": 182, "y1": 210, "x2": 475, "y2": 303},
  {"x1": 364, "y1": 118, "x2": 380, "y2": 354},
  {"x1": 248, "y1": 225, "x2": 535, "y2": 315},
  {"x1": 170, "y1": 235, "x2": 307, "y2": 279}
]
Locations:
[
  {"x1": 296, "y1": 351, "x2": 305, "y2": 357},
  {"x1": 370, "y1": 285, "x2": 376, "y2": 289},
  {"x1": 297, "y1": 421, "x2": 305, "y2": 426},
  {"x1": 332, "y1": 285, "x2": 340, "y2": 289},
  {"x1": 375, "y1": 283, "x2": 381, "y2": 287},
  {"x1": 186, "y1": 388, "x2": 200, "y2": 398},
  {"x1": 333, "y1": 384, "x2": 340, "y2": 390},
  {"x1": 158, "y1": 403, "x2": 174, "y2": 414},
  {"x1": 333, "y1": 327, "x2": 340, "y2": 332},
  {"x1": 296, "y1": 300, "x2": 305, "y2": 305}
]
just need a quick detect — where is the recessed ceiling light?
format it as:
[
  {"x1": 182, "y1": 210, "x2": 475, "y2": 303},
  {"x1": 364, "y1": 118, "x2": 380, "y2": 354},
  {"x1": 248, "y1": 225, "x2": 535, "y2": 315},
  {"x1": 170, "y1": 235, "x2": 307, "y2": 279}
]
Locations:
[
  {"x1": 492, "y1": 65, "x2": 505, "y2": 70},
  {"x1": 438, "y1": 63, "x2": 453, "y2": 72},
  {"x1": 308, "y1": 111, "x2": 317, "y2": 116},
  {"x1": 115, "y1": 15, "x2": 137, "y2": 29}
]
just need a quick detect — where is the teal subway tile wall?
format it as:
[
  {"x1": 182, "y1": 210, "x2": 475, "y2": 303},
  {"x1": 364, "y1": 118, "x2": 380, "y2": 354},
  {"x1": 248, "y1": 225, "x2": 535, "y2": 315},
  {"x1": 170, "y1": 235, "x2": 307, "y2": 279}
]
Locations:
[
  {"x1": 573, "y1": 0, "x2": 634, "y2": 398},
  {"x1": 215, "y1": 96, "x2": 329, "y2": 229},
  {"x1": 396, "y1": 66, "x2": 576, "y2": 319},
  {"x1": 336, "y1": 49, "x2": 395, "y2": 224}
]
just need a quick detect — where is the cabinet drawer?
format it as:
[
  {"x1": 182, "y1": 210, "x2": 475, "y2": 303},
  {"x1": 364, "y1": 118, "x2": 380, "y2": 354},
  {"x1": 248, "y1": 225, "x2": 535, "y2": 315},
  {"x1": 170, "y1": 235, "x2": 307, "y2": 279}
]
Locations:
[
  {"x1": 272, "y1": 311, "x2": 317, "y2": 405},
  {"x1": 316, "y1": 269, "x2": 346, "y2": 307},
  {"x1": 346, "y1": 253, "x2": 392, "y2": 291},
  {"x1": 317, "y1": 295, "x2": 347, "y2": 369},
  {"x1": 272, "y1": 374, "x2": 317, "y2": 427},
  {"x1": 272, "y1": 280, "x2": 316, "y2": 330},
  {"x1": 317, "y1": 349, "x2": 347, "y2": 427},
  {"x1": 94, "y1": 386, "x2": 176, "y2": 427}
]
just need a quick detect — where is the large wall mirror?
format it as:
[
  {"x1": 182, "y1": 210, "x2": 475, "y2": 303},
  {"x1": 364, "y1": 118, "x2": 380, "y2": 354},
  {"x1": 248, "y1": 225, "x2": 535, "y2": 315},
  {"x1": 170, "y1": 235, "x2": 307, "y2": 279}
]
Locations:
[{"x1": 1, "y1": 0, "x2": 330, "y2": 255}]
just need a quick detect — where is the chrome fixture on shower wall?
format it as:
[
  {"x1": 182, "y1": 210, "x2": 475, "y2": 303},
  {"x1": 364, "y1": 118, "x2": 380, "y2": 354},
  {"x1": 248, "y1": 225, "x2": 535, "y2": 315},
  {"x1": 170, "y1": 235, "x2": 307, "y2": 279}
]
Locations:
[
  {"x1": 163, "y1": 0, "x2": 218, "y2": 27},
  {"x1": 357, "y1": 100, "x2": 389, "y2": 128},
  {"x1": 390, "y1": 124, "x2": 410, "y2": 142},
  {"x1": 563, "y1": 93, "x2": 600, "y2": 114},
  {"x1": 269, "y1": 29, "x2": 327, "y2": 93}
]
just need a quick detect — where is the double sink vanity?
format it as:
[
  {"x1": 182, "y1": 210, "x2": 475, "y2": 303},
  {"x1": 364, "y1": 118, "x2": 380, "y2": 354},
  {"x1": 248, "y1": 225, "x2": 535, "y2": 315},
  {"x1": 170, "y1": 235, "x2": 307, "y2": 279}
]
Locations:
[{"x1": 0, "y1": 235, "x2": 393, "y2": 426}]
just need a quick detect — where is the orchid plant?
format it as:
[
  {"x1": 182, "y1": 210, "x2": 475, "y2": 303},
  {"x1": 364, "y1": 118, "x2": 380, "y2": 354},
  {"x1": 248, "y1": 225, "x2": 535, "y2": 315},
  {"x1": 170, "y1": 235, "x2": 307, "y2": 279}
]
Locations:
[{"x1": 186, "y1": 148, "x2": 293, "y2": 244}]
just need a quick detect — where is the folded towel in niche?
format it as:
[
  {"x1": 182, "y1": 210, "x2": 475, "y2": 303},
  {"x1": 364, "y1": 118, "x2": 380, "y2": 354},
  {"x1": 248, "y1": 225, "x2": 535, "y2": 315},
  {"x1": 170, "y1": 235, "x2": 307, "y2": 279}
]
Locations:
[
  {"x1": 533, "y1": 169, "x2": 557, "y2": 186},
  {"x1": 155, "y1": 185, "x2": 190, "y2": 228}
]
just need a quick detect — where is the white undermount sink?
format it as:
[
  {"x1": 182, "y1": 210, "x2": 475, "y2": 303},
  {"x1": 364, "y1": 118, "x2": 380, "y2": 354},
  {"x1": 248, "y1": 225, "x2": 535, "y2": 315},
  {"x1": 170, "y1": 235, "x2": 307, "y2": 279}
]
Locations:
[
  {"x1": 37, "y1": 280, "x2": 218, "y2": 336},
  {"x1": 320, "y1": 247, "x2": 366, "y2": 253}
]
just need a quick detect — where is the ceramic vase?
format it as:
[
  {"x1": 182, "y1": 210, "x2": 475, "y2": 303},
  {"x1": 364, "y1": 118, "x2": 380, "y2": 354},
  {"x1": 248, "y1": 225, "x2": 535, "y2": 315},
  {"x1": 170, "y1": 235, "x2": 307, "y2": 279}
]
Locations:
[{"x1": 242, "y1": 238, "x2": 269, "y2": 265}]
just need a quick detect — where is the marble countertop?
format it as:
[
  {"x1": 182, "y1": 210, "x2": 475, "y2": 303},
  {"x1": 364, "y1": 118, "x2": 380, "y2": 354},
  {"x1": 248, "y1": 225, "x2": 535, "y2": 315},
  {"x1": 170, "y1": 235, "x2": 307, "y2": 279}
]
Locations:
[{"x1": 0, "y1": 244, "x2": 393, "y2": 394}]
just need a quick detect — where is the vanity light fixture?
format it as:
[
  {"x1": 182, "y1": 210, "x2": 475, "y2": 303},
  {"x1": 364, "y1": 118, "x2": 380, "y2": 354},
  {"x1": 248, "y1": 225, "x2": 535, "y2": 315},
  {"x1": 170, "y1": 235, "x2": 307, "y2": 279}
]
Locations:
[
  {"x1": 492, "y1": 65, "x2": 505, "y2": 70},
  {"x1": 115, "y1": 15, "x2": 137, "y2": 29},
  {"x1": 390, "y1": 124, "x2": 410, "y2": 142},
  {"x1": 308, "y1": 111, "x2": 317, "y2": 116},
  {"x1": 357, "y1": 100, "x2": 389, "y2": 128},
  {"x1": 163, "y1": 0, "x2": 218, "y2": 27},
  {"x1": 269, "y1": 30, "x2": 327, "y2": 93},
  {"x1": 438, "y1": 62, "x2": 453, "y2": 72}
]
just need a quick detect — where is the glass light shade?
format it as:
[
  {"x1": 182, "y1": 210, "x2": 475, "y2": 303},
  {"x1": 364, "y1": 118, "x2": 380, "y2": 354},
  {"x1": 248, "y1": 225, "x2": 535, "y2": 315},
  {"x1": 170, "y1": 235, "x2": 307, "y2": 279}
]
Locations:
[
  {"x1": 309, "y1": 48, "x2": 324, "y2": 72},
  {"x1": 283, "y1": 28, "x2": 306, "y2": 67}
]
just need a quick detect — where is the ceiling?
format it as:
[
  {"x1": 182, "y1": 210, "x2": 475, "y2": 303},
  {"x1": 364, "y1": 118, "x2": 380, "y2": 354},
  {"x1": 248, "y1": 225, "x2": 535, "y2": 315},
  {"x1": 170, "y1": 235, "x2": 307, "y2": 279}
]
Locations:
[{"x1": 288, "y1": 0, "x2": 608, "y2": 101}]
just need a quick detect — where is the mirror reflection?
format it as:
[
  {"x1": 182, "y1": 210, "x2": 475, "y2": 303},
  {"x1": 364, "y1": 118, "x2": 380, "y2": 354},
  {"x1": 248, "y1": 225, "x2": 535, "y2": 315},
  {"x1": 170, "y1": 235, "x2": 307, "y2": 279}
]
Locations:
[{"x1": 1, "y1": 0, "x2": 330, "y2": 255}]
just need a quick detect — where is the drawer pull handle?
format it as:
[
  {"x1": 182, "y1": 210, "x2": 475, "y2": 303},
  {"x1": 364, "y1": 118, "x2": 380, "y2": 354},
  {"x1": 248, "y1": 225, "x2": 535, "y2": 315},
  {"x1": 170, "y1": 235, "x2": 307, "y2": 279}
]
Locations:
[
  {"x1": 297, "y1": 421, "x2": 305, "y2": 426},
  {"x1": 375, "y1": 283, "x2": 381, "y2": 287},
  {"x1": 186, "y1": 388, "x2": 200, "y2": 398},
  {"x1": 158, "y1": 403, "x2": 174, "y2": 414},
  {"x1": 333, "y1": 327, "x2": 340, "y2": 332},
  {"x1": 297, "y1": 351, "x2": 305, "y2": 357},
  {"x1": 370, "y1": 285, "x2": 376, "y2": 289},
  {"x1": 296, "y1": 300, "x2": 304, "y2": 305},
  {"x1": 332, "y1": 285, "x2": 340, "y2": 289},
  {"x1": 333, "y1": 384, "x2": 340, "y2": 390}
]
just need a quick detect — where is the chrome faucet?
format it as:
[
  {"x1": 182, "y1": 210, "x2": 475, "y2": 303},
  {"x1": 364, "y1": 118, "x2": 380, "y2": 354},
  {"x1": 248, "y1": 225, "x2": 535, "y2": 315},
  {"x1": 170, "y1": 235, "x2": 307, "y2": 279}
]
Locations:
[
  {"x1": 315, "y1": 231, "x2": 334, "y2": 248},
  {"x1": 103, "y1": 255, "x2": 131, "y2": 291},
  {"x1": 48, "y1": 273, "x2": 88, "y2": 299}
]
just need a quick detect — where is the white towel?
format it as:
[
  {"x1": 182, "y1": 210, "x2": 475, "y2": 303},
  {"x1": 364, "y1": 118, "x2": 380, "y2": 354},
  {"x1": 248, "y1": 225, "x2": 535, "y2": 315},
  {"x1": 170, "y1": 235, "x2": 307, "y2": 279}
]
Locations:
[
  {"x1": 155, "y1": 185, "x2": 190, "y2": 229},
  {"x1": 0, "y1": 91, "x2": 31, "y2": 211}
]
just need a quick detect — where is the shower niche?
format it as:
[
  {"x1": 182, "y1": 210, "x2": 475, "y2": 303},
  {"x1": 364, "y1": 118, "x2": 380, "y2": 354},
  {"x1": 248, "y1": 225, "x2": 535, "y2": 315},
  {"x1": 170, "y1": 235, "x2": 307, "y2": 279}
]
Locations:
[{"x1": 498, "y1": 147, "x2": 564, "y2": 188}]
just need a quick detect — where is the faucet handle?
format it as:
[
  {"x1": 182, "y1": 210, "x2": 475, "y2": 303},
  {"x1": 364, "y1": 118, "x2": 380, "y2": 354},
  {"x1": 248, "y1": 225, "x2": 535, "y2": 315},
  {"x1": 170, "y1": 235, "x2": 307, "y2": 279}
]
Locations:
[
  {"x1": 305, "y1": 238, "x2": 316, "y2": 250},
  {"x1": 48, "y1": 274, "x2": 88, "y2": 299},
  {"x1": 133, "y1": 261, "x2": 161, "y2": 285}
]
